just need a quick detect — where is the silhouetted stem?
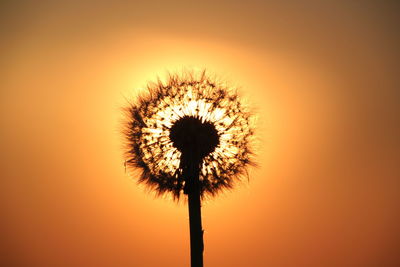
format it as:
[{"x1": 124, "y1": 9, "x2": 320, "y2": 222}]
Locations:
[{"x1": 183, "y1": 156, "x2": 204, "y2": 267}]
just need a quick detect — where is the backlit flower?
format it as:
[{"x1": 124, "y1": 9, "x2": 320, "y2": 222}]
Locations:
[{"x1": 123, "y1": 71, "x2": 255, "y2": 200}]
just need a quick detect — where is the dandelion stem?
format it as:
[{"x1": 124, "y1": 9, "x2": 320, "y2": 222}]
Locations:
[{"x1": 184, "y1": 156, "x2": 204, "y2": 267}]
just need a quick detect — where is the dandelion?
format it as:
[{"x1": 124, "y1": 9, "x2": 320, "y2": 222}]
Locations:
[{"x1": 123, "y1": 70, "x2": 255, "y2": 267}]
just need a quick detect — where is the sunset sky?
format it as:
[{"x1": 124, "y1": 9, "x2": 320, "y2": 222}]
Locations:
[{"x1": 1, "y1": 1, "x2": 399, "y2": 266}]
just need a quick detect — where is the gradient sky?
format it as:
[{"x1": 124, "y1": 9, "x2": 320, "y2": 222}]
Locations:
[{"x1": 1, "y1": 1, "x2": 399, "y2": 266}]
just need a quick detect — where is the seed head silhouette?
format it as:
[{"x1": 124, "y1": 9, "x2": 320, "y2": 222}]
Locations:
[{"x1": 123, "y1": 70, "x2": 256, "y2": 267}]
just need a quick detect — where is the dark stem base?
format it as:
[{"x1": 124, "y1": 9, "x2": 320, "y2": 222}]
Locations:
[
  {"x1": 183, "y1": 157, "x2": 204, "y2": 267},
  {"x1": 188, "y1": 185, "x2": 203, "y2": 267}
]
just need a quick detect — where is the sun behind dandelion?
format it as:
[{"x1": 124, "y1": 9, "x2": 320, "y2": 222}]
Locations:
[{"x1": 124, "y1": 70, "x2": 255, "y2": 200}]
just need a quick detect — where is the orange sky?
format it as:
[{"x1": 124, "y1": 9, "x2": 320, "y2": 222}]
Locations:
[{"x1": 1, "y1": 1, "x2": 399, "y2": 266}]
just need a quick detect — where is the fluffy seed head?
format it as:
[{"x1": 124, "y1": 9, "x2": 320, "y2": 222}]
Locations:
[{"x1": 123, "y1": 71, "x2": 256, "y2": 200}]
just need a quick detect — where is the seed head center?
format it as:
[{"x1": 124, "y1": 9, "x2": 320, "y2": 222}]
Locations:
[{"x1": 169, "y1": 116, "x2": 219, "y2": 160}]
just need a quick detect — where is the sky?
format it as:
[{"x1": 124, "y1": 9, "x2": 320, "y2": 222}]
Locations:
[{"x1": 1, "y1": 1, "x2": 399, "y2": 266}]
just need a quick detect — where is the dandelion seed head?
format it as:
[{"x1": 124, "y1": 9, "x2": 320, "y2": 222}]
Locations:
[{"x1": 124, "y1": 71, "x2": 256, "y2": 200}]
